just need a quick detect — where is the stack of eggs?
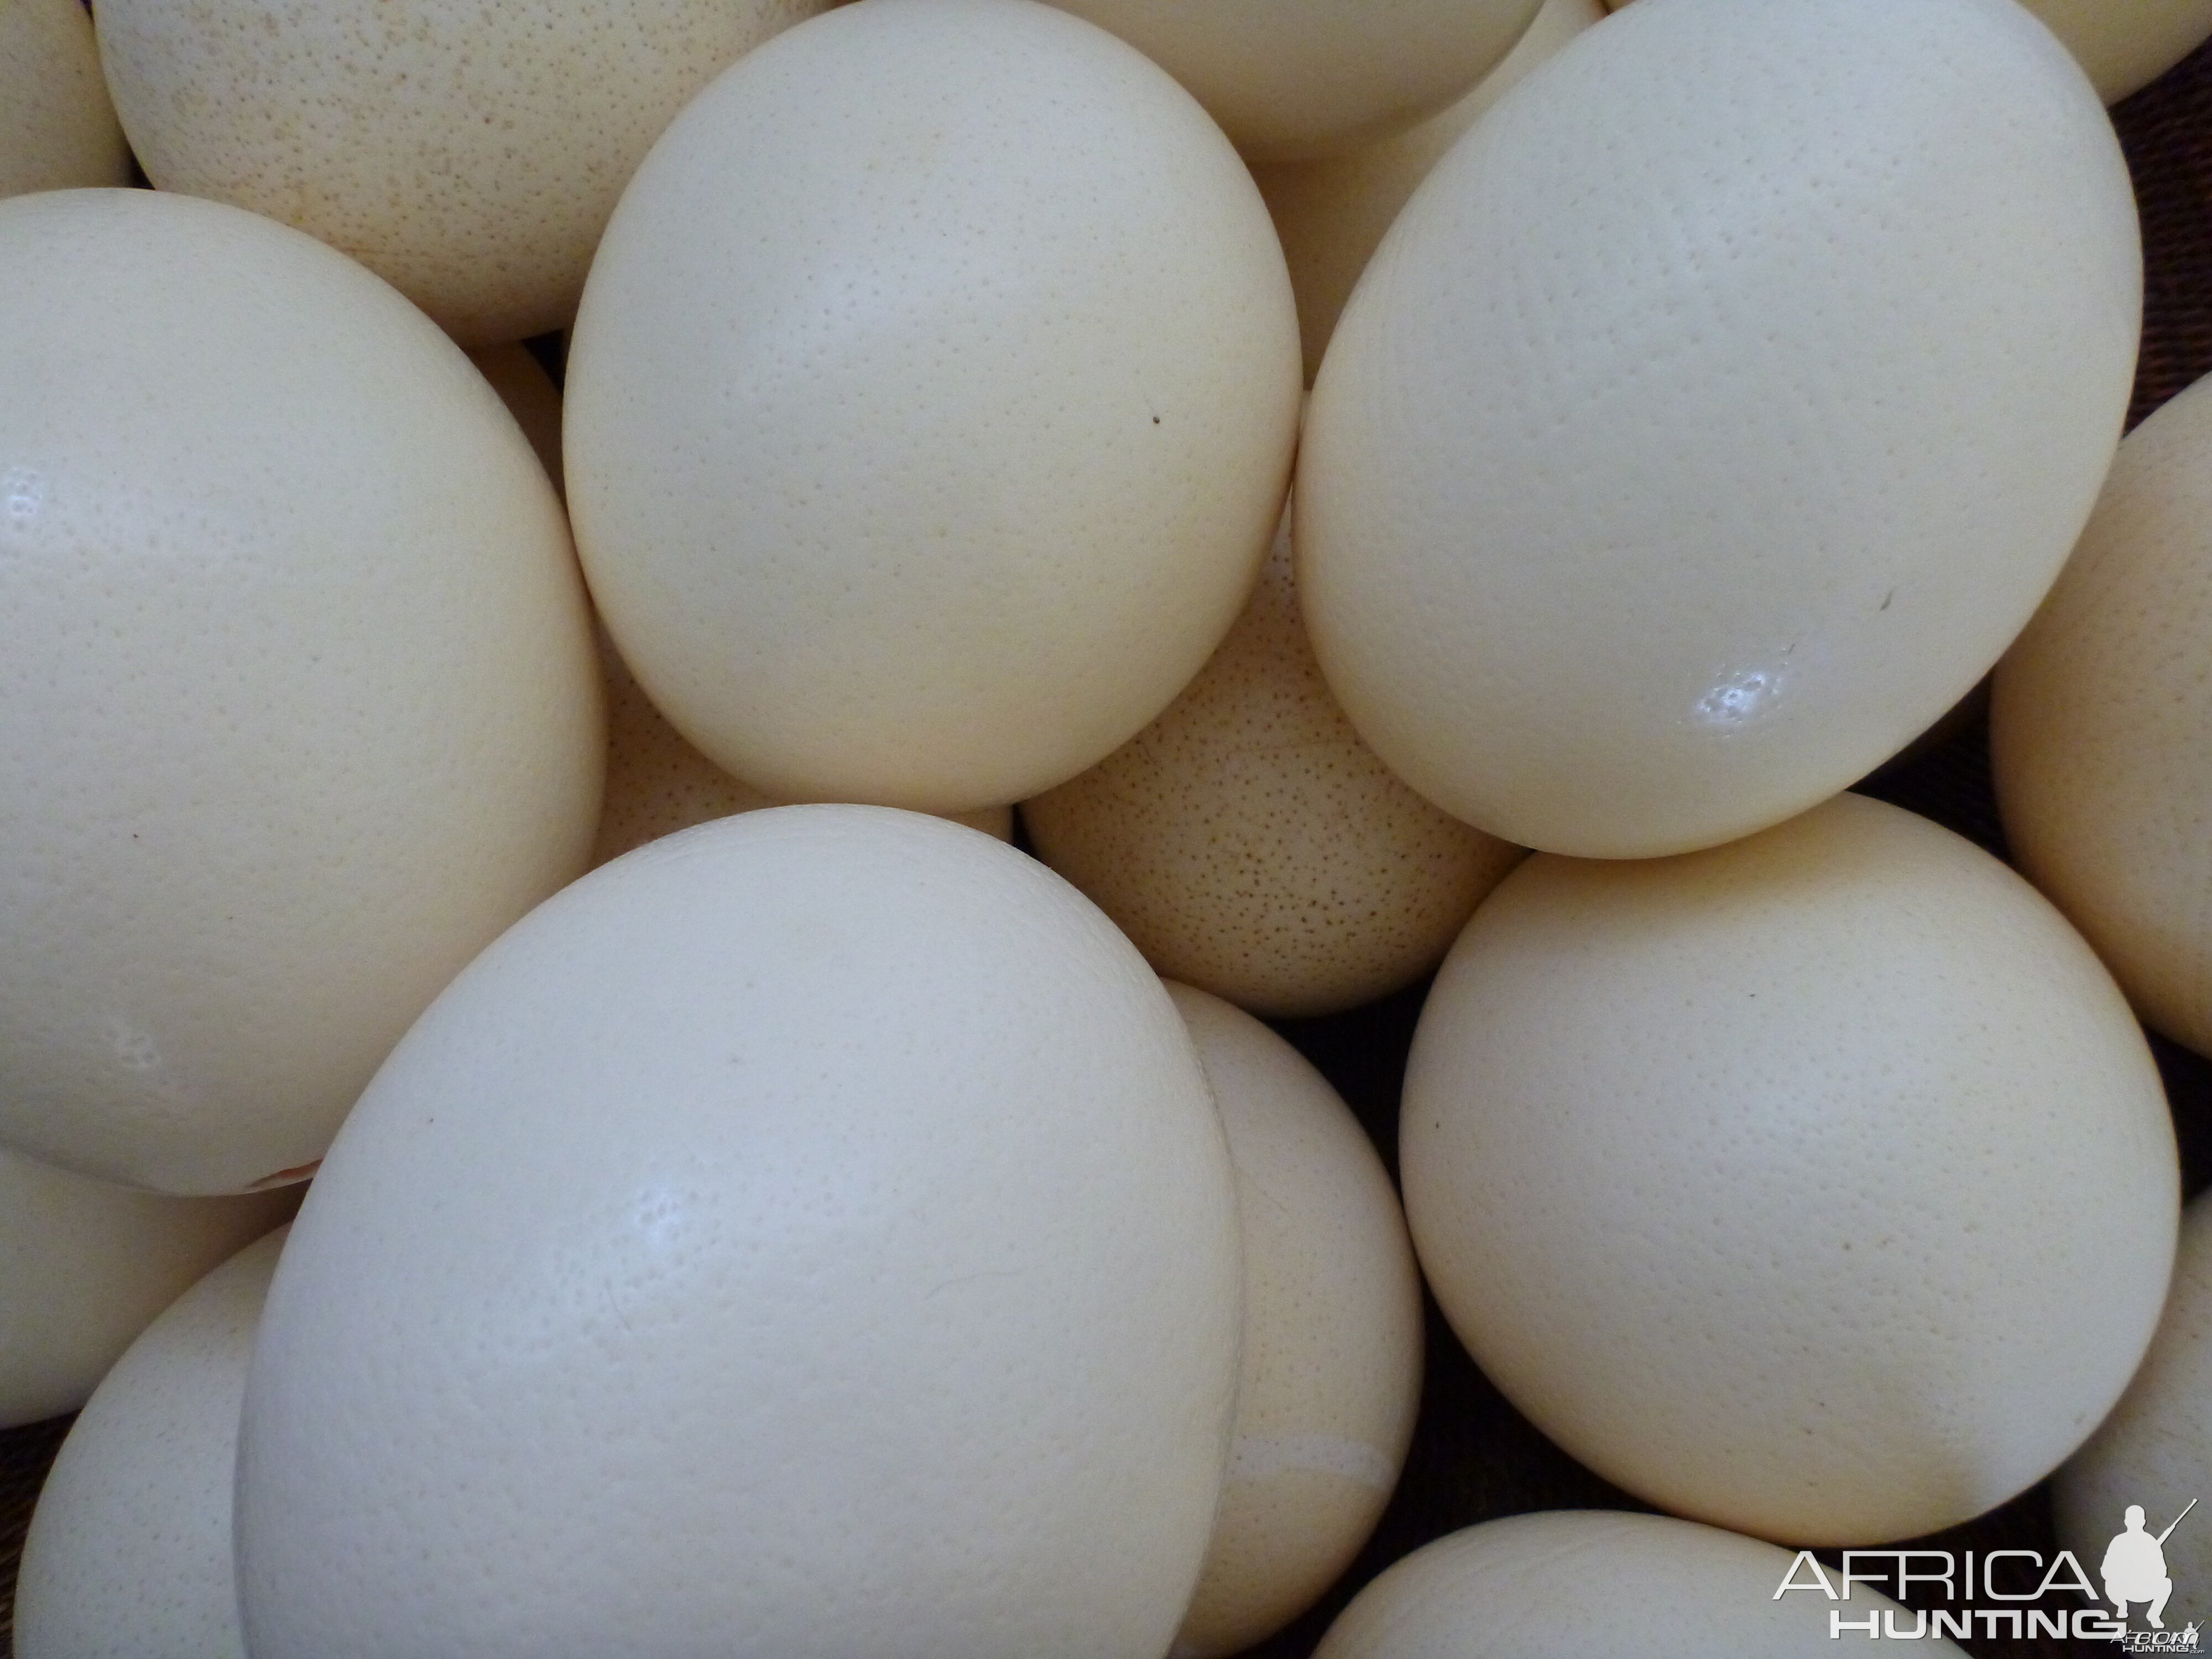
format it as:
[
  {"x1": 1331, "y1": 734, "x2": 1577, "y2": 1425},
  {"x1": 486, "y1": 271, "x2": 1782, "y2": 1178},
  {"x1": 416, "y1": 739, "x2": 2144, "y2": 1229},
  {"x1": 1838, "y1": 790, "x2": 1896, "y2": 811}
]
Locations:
[{"x1": 6, "y1": 0, "x2": 2212, "y2": 1652}]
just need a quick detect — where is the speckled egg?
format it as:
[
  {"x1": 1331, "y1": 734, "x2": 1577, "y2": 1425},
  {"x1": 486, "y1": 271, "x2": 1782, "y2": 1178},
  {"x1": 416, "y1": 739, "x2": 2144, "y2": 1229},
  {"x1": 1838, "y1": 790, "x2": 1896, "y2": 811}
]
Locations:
[
  {"x1": 0, "y1": 189, "x2": 602, "y2": 1194},
  {"x1": 1037, "y1": 0, "x2": 1544, "y2": 163},
  {"x1": 1025, "y1": 502, "x2": 1520, "y2": 1019},
  {"x1": 1994, "y1": 373, "x2": 2212, "y2": 1060},
  {"x1": 0, "y1": 1144, "x2": 291, "y2": 1429},
  {"x1": 2054, "y1": 1187, "x2": 2212, "y2": 1634},
  {"x1": 93, "y1": 0, "x2": 830, "y2": 345},
  {"x1": 1253, "y1": 0, "x2": 1605, "y2": 382},
  {"x1": 1, "y1": 0, "x2": 131, "y2": 198},
  {"x1": 13, "y1": 1225, "x2": 286, "y2": 1658},
  {"x1": 1167, "y1": 984, "x2": 1422, "y2": 1658},
  {"x1": 566, "y1": 0, "x2": 1301, "y2": 816},
  {"x1": 237, "y1": 806, "x2": 1241, "y2": 1658},
  {"x1": 1298, "y1": 0, "x2": 2140, "y2": 858},
  {"x1": 592, "y1": 630, "x2": 1010, "y2": 866},
  {"x1": 1401, "y1": 793, "x2": 2178, "y2": 1545},
  {"x1": 1313, "y1": 1512, "x2": 1966, "y2": 1656}
]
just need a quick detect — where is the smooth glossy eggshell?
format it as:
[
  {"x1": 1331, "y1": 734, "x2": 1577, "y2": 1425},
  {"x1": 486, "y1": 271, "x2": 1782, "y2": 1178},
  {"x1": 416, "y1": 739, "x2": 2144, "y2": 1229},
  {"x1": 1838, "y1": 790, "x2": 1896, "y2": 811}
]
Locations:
[
  {"x1": 566, "y1": 0, "x2": 1301, "y2": 815},
  {"x1": 237, "y1": 806, "x2": 1241, "y2": 1658},
  {"x1": 12, "y1": 1225, "x2": 286, "y2": 1658},
  {"x1": 1039, "y1": 0, "x2": 1544, "y2": 163},
  {"x1": 94, "y1": 0, "x2": 830, "y2": 344},
  {"x1": 1401, "y1": 793, "x2": 2178, "y2": 1544},
  {"x1": 1994, "y1": 372, "x2": 2212, "y2": 1060},
  {"x1": 1167, "y1": 984, "x2": 1423, "y2": 1657},
  {"x1": 1313, "y1": 1512, "x2": 1965, "y2": 1657},
  {"x1": 0, "y1": 0, "x2": 131, "y2": 198},
  {"x1": 1026, "y1": 503, "x2": 1520, "y2": 1019},
  {"x1": 1298, "y1": 0, "x2": 2140, "y2": 857},
  {"x1": 0, "y1": 189, "x2": 602, "y2": 1193}
]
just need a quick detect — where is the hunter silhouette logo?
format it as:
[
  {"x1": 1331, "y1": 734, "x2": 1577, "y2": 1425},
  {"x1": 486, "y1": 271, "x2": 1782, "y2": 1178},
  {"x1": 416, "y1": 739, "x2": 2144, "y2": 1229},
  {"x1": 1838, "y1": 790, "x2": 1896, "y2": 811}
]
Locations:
[{"x1": 2105, "y1": 1500, "x2": 2199, "y2": 1651}]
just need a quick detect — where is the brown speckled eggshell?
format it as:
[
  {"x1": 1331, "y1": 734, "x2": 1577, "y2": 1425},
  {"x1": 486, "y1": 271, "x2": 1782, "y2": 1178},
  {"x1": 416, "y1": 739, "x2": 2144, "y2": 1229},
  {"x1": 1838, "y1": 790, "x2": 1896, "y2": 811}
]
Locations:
[
  {"x1": 94, "y1": 0, "x2": 831, "y2": 345},
  {"x1": 1, "y1": 0, "x2": 131, "y2": 199},
  {"x1": 1026, "y1": 500, "x2": 1520, "y2": 1019},
  {"x1": 1401, "y1": 793, "x2": 2177, "y2": 1545},
  {"x1": 1994, "y1": 372, "x2": 2212, "y2": 1060}
]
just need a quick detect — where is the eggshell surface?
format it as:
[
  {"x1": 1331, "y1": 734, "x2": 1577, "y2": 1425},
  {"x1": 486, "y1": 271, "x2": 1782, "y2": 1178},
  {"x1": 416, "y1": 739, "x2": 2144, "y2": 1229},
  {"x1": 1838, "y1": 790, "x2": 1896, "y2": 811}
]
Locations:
[
  {"x1": 1298, "y1": 0, "x2": 2140, "y2": 858},
  {"x1": 0, "y1": 1145, "x2": 292, "y2": 1428},
  {"x1": 1167, "y1": 984, "x2": 1422, "y2": 1657},
  {"x1": 2055, "y1": 1189, "x2": 2212, "y2": 1633},
  {"x1": 1252, "y1": 0, "x2": 1605, "y2": 381},
  {"x1": 2021, "y1": 0, "x2": 2212, "y2": 101},
  {"x1": 1027, "y1": 505, "x2": 1520, "y2": 1018},
  {"x1": 1994, "y1": 373, "x2": 2212, "y2": 1060},
  {"x1": 0, "y1": 0, "x2": 131, "y2": 198},
  {"x1": 1312, "y1": 1511, "x2": 1966, "y2": 1656},
  {"x1": 566, "y1": 0, "x2": 1301, "y2": 815},
  {"x1": 1039, "y1": 0, "x2": 1544, "y2": 163},
  {"x1": 1401, "y1": 793, "x2": 2178, "y2": 1545},
  {"x1": 13, "y1": 1226, "x2": 286, "y2": 1659},
  {"x1": 236, "y1": 806, "x2": 1243, "y2": 1659},
  {"x1": 0, "y1": 189, "x2": 603, "y2": 1193},
  {"x1": 592, "y1": 633, "x2": 1010, "y2": 865},
  {"x1": 94, "y1": 0, "x2": 830, "y2": 345}
]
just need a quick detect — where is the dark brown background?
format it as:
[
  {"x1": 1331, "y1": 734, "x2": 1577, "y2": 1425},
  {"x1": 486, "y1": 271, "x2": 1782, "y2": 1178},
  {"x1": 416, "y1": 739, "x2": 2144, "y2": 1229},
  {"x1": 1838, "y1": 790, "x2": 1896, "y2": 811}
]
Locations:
[{"x1": 9, "y1": 26, "x2": 2212, "y2": 1657}]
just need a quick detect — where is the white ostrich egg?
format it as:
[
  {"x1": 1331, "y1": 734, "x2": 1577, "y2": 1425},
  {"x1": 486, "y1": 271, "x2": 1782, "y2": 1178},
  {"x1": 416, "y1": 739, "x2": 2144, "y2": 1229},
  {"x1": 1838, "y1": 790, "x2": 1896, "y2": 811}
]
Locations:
[
  {"x1": 0, "y1": 189, "x2": 602, "y2": 1194},
  {"x1": 566, "y1": 0, "x2": 1301, "y2": 816},
  {"x1": 236, "y1": 806, "x2": 1242, "y2": 1658}
]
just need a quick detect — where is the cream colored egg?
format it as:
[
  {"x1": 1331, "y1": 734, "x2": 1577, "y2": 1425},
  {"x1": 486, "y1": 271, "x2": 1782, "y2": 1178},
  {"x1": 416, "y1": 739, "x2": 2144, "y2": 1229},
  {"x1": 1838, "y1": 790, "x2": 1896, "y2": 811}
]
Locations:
[
  {"x1": 0, "y1": 1145, "x2": 291, "y2": 1428},
  {"x1": 1253, "y1": 0, "x2": 1605, "y2": 382},
  {"x1": 592, "y1": 633, "x2": 1010, "y2": 866},
  {"x1": 1039, "y1": 0, "x2": 1543, "y2": 163},
  {"x1": 1608, "y1": 0, "x2": 2212, "y2": 101},
  {"x1": 1298, "y1": 0, "x2": 2140, "y2": 858},
  {"x1": 566, "y1": 0, "x2": 1301, "y2": 816},
  {"x1": 1, "y1": 0, "x2": 131, "y2": 198},
  {"x1": 1401, "y1": 793, "x2": 2177, "y2": 1545},
  {"x1": 1026, "y1": 504, "x2": 1520, "y2": 1019},
  {"x1": 1313, "y1": 1512, "x2": 1967, "y2": 1657},
  {"x1": 0, "y1": 189, "x2": 602, "y2": 1194},
  {"x1": 93, "y1": 0, "x2": 830, "y2": 345},
  {"x1": 13, "y1": 1225, "x2": 285, "y2": 1658},
  {"x1": 1166, "y1": 984, "x2": 1421, "y2": 1658},
  {"x1": 2055, "y1": 1188, "x2": 2212, "y2": 1633},
  {"x1": 237, "y1": 806, "x2": 1241, "y2": 1657},
  {"x1": 2015, "y1": 0, "x2": 2212, "y2": 102},
  {"x1": 1994, "y1": 374, "x2": 2212, "y2": 1060}
]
